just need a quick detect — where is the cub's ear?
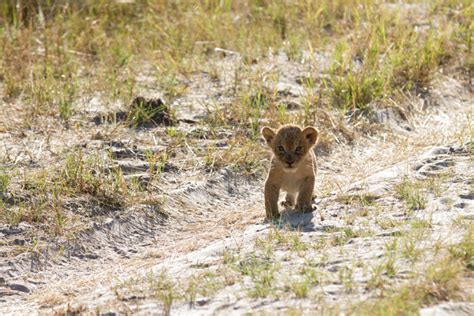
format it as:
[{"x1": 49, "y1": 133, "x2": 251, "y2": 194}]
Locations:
[
  {"x1": 301, "y1": 127, "x2": 318, "y2": 145},
  {"x1": 261, "y1": 126, "x2": 276, "y2": 145}
]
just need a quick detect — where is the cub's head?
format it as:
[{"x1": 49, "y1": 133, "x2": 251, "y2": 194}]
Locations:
[{"x1": 261, "y1": 124, "x2": 318, "y2": 172}]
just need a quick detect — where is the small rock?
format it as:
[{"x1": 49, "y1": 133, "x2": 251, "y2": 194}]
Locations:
[
  {"x1": 85, "y1": 253, "x2": 99, "y2": 260},
  {"x1": 215, "y1": 141, "x2": 228, "y2": 148},
  {"x1": 459, "y1": 192, "x2": 474, "y2": 200},
  {"x1": 0, "y1": 227, "x2": 22, "y2": 236},
  {"x1": 13, "y1": 239, "x2": 25, "y2": 246},
  {"x1": 196, "y1": 297, "x2": 210, "y2": 306},
  {"x1": 284, "y1": 100, "x2": 302, "y2": 110},
  {"x1": 376, "y1": 230, "x2": 403, "y2": 237},
  {"x1": 128, "y1": 96, "x2": 175, "y2": 127},
  {"x1": 9, "y1": 283, "x2": 30, "y2": 293}
]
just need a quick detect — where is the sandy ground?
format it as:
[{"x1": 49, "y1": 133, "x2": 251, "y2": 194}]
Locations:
[{"x1": 0, "y1": 51, "x2": 472, "y2": 315}]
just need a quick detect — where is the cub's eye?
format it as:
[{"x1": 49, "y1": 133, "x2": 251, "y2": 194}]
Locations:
[
  {"x1": 278, "y1": 146, "x2": 285, "y2": 152},
  {"x1": 295, "y1": 146, "x2": 303, "y2": 154}
]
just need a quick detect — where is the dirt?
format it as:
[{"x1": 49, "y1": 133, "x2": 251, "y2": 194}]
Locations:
[
  {"x1": 0, "y1": 48, "x2": 473, "y2": 315},
  {"x1": 19, "y1": 142, "x2": 472, "y2": 315}
]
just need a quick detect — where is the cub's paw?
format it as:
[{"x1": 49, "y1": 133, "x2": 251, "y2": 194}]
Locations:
[
  {"x1": 265, "y1": 211, "x2": 281, "y2": 221},
  {"x1": 280, "y1": 200, "x2": 294, "y2": 208}
]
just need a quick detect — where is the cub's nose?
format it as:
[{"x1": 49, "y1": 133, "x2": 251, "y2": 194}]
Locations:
[{"x1": 285, "y1": 154, "x2": 294, "y2": 163}]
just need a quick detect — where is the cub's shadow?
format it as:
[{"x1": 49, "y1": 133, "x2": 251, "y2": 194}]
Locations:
[{"x1": 265, "y1": 208, "x2": 318, "y2": 232}]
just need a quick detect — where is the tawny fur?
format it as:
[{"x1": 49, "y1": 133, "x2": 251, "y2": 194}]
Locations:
[{"x1": 261, "y1": 124, "x2": 318, "y2": 219}]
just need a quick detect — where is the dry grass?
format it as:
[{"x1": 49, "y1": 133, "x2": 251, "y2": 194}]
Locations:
[
  {"x1": 0, "y1": 149, "x2": 161, "y2": 235},
  {"x1": 0, "y1": 0, "x2": 470, "y2": 172},
  {"x1": 0, "y1": 1, "x2": 472, "y2": 313},
  {"x1": 1, "y1": 1, "x2": 471, "y2": 120},
  {"x1": 102, "y1": 221, "x2": 474, "y2": 314},
  {"x1": 394, "y1": 177, "x2": 428, "y2": 212},
  {"x1": 353, "y1": 227, "x2": 473, "y2": 315}
]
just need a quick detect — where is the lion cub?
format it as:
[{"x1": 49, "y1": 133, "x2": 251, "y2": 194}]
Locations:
[{"x1": 261, "y1": 124, "x2": 318, "y2": 219}]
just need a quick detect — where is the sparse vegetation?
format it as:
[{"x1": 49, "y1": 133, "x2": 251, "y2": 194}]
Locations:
[
  {"x1": 204, "y1": 135, "x2": 267, "y2": 174},
  {"x1": 339, "y1": 265, "x2": 355, "y2": 293},
  {"x1": 150, "y1": 271, "x2": 179, "y2": 315},
  {"x1": 288, "y1": 278, "x2": 311, "y2": 298},
  {"x1": 354, "y1": 237, "x2": 470, "y2": 315},
  {"x1": 0, "y1": 168, "x2": 9, "y2": 194},
  {"x1": 336, "y1": 193, "x2": 379, "y2": 206},
  {"x1": 448, "y1": 226, "x2": 474, "y2": 270},
  {"x1": 395, "y1": 177, "x2": 428, "y2": 212},
  {"x1": 0, "y1": 149, "x2": 162, "y2": 235},
  {"x1": 0, "y1": 0, "x2": 470, "y2": 126},
  {"x1": 401, "y1": 238, "x2": 423, "y2": 263},
  {"x1": 0, "y1": 0, "x2": 472, "y2": 314}
]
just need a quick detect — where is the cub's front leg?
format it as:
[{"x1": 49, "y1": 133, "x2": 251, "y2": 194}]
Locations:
[
  {"x1": 295, "y1": 175, "x2": 315, "y2": 213},
  {"x1": 280, "y1": 193, "x2": 295, "y2": 207},
  {"x1": 264, "y1": 180, "x2": 280, "y2": 220}
]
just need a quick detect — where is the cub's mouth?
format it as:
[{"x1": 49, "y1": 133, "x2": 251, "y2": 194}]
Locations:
[{"x1": 283, "y1": 164, "x2": 297, "y2": 173}]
